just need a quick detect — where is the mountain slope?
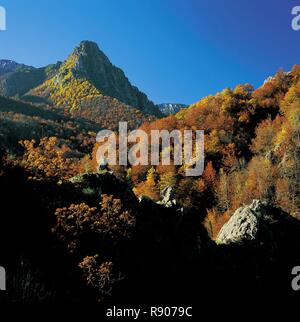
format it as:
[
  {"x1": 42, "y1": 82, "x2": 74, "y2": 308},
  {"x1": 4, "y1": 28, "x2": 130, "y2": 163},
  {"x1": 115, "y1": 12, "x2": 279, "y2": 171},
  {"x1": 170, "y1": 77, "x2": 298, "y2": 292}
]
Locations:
[
  {"x1": 29, "y1": 64, "x2": 155, "y2": 130},
  {"x1": 0, "y1": 95, "x2": 100, "y2": 153},
  {"x1": 0, "y1": 60, "x2": 61, "y2": 97},
  {"x1": 29, "y1": 41, "x2": 161, "y2": 117},
  {"x1": 126, "y1": 67, "x2": 300, "y2": 227}
]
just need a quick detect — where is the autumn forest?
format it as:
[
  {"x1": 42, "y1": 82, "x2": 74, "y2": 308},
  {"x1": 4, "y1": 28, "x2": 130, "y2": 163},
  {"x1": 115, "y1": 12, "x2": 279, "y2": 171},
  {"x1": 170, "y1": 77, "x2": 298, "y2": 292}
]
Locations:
[{"x1": 0, "y1": 40, "x2": 300, "y2": 307}]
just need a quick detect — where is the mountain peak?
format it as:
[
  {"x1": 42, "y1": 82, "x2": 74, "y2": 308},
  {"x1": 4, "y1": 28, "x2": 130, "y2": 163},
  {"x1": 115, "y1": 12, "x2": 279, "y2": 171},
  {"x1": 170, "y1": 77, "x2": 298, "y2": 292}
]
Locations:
[
  {"x1": 75, "y1": 40, "x2": 100, "y2": 54},
  {"x1": 0, "y1": 59, "x2": 17, "y2": 65},
  {"x1": 78, "y1": 40, "x2": 100, "y2": 50},
  {"x1": 60, "y1": 41, "x2": 161, "y2": 116},
  {"x1": 71, "y1": 40, "x2": 110, "y2": 65}
]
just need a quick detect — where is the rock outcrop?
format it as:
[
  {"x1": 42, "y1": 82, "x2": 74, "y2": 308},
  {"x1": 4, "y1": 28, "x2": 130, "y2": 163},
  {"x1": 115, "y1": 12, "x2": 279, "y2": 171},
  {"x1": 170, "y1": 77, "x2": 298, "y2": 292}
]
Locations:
[
  {"x1": 213, "y1": 200, "x2": 300, "y2": 295},
  {"x1": 216, "y1": 199, "x2": 300, "y2": 248},
  {"x1": 157, "y1": 186, "x2": 177, "y2": 208},
  {"x1": 216, "y1": 200, "x2": 267, "y2": 245}
]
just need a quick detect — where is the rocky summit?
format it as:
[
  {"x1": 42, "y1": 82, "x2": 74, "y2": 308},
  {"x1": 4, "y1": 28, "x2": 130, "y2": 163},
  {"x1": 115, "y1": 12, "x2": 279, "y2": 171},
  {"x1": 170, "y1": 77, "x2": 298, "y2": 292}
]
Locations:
[{"x1": 70, "y1": 41, "x2": 160, "y2": 116}]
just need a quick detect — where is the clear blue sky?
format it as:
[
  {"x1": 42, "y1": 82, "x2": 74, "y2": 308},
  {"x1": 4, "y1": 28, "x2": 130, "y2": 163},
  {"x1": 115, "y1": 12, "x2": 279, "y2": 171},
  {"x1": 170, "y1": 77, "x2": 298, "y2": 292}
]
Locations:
[{"x1": 0, "y1": 0, "x2": 300, "y2": 104}]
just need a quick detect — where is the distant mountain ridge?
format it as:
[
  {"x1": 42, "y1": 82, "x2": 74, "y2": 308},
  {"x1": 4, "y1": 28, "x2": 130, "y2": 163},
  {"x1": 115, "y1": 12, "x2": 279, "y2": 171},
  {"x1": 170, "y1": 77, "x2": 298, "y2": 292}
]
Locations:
[
  {"x1": 156, "y1": 103, "x2": 187, "y2": 115},
  {"x1": 0, "y1": 60, "x2": 61, "y2": 97},
  {"x1": 0, "y1": 60, "x2": 25, "y2": 76}
]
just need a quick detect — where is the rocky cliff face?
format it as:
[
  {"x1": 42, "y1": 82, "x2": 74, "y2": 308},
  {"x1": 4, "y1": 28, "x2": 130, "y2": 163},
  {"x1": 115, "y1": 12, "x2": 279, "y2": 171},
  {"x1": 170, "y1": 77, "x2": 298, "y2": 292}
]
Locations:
[
  {"x1": 70, "y1": 41, "x2": 160, "y2": 116},
  {"x1": 29, "y1": 41, "x2": 161, "y2": 117}
]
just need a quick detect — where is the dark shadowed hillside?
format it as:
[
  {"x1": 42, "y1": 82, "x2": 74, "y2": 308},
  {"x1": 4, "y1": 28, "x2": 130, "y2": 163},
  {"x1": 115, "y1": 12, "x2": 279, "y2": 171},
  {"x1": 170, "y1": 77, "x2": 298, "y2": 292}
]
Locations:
[{"x1": 0, "y1": 95, "x2": 100, "y2": 154}]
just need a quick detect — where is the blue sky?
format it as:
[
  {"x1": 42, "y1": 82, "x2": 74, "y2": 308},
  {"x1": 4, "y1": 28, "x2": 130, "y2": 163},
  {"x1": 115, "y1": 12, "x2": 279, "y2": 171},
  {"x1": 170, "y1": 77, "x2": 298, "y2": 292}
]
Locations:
[{"x1": 0, "y1": 0, "x2": 300, "y2": 104}]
